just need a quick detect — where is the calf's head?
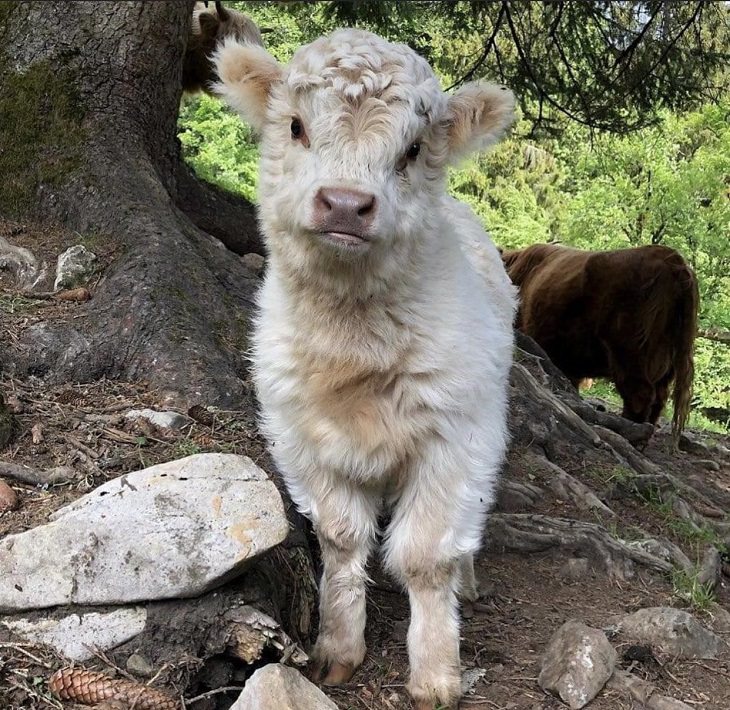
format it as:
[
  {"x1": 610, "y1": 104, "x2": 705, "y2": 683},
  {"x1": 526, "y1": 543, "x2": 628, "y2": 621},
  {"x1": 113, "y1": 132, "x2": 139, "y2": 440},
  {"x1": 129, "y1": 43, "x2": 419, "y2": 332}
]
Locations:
[{"x1": 214, "y1": 30, "x2": 514, "y2": 273}]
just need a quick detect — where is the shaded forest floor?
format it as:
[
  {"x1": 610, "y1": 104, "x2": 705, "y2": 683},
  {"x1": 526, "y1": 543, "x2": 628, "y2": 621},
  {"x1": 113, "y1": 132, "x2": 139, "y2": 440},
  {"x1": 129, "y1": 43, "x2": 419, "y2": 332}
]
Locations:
[
  {"x1": 1, "y1": 219, "x2": 730, "y2": 709},
  {"x1": 1, "y1": 375, "x2": 730, "y2": 710}
]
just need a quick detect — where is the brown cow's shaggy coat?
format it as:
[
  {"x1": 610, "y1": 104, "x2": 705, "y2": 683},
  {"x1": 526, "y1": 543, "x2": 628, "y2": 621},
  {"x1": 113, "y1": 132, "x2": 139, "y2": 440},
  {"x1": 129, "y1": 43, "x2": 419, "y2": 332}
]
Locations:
[{"x1": 502, "y1": 244, "x2": 699, "y2": 440}]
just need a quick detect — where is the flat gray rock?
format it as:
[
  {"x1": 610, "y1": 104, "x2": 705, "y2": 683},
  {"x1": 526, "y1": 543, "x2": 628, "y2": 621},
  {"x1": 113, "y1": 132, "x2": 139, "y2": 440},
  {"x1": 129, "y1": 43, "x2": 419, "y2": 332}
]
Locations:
[
  {"x1": 0, "y1": 454, "x2": 288, "y2": 611},
  {"x1": 538, "y1": 620, "x2": 617, "y2": 709},
  {"x1": 231, "y1": 664, "x2": 337, "y2": 710},
  {"x1": 609, "y1": 607, "x2": 725, "y2": 659},
  {"x1": 2, "y1": 608, "x2": 146, "y2": 661}
]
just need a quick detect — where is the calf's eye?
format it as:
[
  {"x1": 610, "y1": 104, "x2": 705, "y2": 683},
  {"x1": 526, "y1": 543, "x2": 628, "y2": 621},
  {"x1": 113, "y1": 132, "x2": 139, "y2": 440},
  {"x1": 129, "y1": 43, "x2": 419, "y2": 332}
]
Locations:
[
  {"x1": 406, "y1": 142, "x2": 421, "y2": 160},
  {"x1": 290, "y1": 117, "x2": 309, "y2": 147}
]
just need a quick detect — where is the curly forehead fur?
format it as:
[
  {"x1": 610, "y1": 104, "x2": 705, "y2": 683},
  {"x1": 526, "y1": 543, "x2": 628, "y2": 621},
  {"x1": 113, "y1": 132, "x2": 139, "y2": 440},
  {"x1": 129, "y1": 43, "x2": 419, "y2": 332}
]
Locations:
[{"x1": 285, "y1": 29, "x2": 444, "y2": 116}]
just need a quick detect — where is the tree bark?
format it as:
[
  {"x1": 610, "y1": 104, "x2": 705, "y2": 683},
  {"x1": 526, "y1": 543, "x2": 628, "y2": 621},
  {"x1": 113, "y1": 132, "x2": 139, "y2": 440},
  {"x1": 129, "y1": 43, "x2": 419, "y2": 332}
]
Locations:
[
  {"x1": 1, "y1": 1, "x2": 263, "y2": 406},
  {"x1": 0, "y1": 2, "x2": 314, "y2": 664}
]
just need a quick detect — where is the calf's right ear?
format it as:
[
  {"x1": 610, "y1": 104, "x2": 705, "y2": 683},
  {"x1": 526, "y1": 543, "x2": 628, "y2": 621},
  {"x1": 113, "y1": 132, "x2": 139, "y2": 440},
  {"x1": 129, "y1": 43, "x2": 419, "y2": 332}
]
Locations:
[{"x1": 213, "y1": 39, "x2": 283, "y2": 131}]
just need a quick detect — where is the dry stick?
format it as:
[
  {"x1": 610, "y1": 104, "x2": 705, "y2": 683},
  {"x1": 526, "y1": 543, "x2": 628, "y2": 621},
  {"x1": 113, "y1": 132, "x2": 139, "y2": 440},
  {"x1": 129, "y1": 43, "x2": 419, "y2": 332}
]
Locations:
[
  {"x1": 185, "y1": 686, "x2": 245, "y2": 704},
  {"x1": 0, "y1": 460, "x2": 77, "y2": 485},
  {"x1": 62, "y1": 432, "x2": 101, "y2": 460}
]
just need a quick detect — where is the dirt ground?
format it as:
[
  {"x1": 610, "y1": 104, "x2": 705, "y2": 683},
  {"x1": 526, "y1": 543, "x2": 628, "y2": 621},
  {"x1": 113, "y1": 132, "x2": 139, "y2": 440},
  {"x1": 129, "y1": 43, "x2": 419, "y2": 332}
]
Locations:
[{"x1": 2, "y1": 218, "x2": 730, "y2": 710}]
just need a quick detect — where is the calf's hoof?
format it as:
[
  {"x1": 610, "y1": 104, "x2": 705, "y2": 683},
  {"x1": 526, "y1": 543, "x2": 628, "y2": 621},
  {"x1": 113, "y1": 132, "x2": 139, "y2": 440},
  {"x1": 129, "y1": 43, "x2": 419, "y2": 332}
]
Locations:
[
  {"x1": 310, "y1": 658, "x2": 357, "y2": 686},
  {"x1": 413, "y1": 699, "x2": 458, "y2": 710},
  {"x1": 408, "y1": 676, "x2": 460, "y2": 710}
]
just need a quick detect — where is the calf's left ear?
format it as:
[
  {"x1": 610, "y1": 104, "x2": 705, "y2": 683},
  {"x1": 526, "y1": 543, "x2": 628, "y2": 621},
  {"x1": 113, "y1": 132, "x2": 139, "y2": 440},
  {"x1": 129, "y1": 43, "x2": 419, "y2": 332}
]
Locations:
[
  {"x1": 445, "y1": 82, "x2": 515, "y2": 161},
  {"x1": 212, "y1": 38, "x2": 283, "y2": 131}
]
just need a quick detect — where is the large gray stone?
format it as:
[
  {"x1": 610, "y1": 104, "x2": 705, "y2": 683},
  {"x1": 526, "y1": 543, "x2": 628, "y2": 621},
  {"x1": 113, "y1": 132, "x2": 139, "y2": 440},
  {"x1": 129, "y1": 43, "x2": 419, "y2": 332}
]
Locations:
[
  {"x1": 2, "y1": 608, "x2": 146, "y2": 661},
  {"x1": 0, "y1": 454, "x2": 288, "y2": 611},
  {"x1": 54, "y1": 244, "x2": 97, "y2": 290},
  {"x1": 231, "y1": 664, "x2": 338, "y2": 710},
  {"x1": 538, "y1": 620, "x2": 617, "y2": 710},
  {"x1": 609, "y1": 607, "x2": 725, "y2": 659}
]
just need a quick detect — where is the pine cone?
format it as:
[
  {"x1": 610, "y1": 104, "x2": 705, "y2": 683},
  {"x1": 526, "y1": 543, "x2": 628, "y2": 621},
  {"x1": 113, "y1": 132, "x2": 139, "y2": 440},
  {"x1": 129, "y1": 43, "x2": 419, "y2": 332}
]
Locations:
[{"x1": 49, "y1": 668, "x2": 180, "y2": 710}]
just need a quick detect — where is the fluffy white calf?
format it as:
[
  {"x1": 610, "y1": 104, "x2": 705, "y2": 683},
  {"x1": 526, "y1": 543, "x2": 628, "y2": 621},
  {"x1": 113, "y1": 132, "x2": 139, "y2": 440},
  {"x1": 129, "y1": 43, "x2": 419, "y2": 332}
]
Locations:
[{"x1": 214, "y1": 29, "x2": 517, "y2": 709}]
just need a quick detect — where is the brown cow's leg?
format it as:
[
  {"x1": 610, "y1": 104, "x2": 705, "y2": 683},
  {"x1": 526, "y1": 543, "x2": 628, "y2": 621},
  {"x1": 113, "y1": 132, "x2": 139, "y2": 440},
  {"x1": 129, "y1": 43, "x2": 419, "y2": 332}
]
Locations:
[{"x1": 648, "y1": 372, "x2": 674, "y2": 425}]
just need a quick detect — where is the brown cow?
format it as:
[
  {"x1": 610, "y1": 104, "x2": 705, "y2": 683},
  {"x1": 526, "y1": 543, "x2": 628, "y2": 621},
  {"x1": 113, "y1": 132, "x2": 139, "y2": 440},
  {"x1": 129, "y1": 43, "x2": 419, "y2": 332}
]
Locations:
[
  {"x1": 183, "y1": 1, "x2": 263, "y2": 95},
  {"x1": 502, "y1": 243, "x2": 699, "y2": 440}
]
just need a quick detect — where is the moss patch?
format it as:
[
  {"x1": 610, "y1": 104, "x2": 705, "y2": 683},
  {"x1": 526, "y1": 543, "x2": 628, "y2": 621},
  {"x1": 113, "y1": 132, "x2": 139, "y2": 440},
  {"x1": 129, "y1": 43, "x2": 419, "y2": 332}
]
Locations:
[{"x1": 0, "y1": 58, "x2": 85, "y2": 216}]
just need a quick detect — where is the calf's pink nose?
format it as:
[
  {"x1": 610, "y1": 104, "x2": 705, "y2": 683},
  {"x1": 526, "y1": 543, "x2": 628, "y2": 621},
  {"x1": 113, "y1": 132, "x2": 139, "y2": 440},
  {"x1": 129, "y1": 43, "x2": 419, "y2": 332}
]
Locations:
[{"x1": 313, "y1": 187, "x2": 376, "y2": 234}]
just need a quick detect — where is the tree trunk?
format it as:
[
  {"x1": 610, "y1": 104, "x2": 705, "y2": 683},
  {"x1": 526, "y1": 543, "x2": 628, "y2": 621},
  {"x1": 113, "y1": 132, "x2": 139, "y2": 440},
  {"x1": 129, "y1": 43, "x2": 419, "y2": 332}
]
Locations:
[
  {"x1": 1, "y1": 1, "x2": 263, "y2": 406},
  {"x1": 0, "y1": 1, "x2": 316, "y2": 664}
]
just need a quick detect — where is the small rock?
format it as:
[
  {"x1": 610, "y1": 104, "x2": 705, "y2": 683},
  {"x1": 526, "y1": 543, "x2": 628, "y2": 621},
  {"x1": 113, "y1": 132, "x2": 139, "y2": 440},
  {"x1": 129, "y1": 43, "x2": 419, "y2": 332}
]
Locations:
[
  {"x1": 243, "y1": 252, "x2": 265, "y2": 276},
  {"x1": 125, "y1": 408, "x2": 188, "y2": 430},
  {"x1": 538, "y1": 620, "x2": 617, "y2": 709},
  {"x1": 695, "y1": 459, "x2": 721, "y2": 472},
  {"x1": 608, "y1": 669, "x2": 693, "y2": 710},
  {"x1": 708, "y1": 603, "x2": 730, "y2": 633},
  {"x1": 559, "y1": 558, "x2": 591, "y2": 582},
  {"x1": 0, "y1": 479, "x2": 18, "y2": 512},
  {"x1": 0, "y1": 236, "x2": 47, "y2": 290},
  {"x1": 678, "y1": 434, "x2": 710, "y2": 457},
  {"x1": 126, "y1": 652, "x2": 155, "y2": 678},
  {"x1": 0, "y1": 454, "x2": 288, "y2": 611},
  {"x1": 54, "y1": 245, "x2": 97, "y2": 290},
  {"x1": 609, "y1": 607, "x2": 725, "y2": 659},
  {"x1": 2, "y1": 608, "x2": 146, "y2": 661},
  {"x1": 461, "y1": 667, "x2": 486, "y2": 694},
  {"x1": 714, "y1": 443, "x2": 730, "y2": 459},
  {"x1": 231, "y1": 664, "x2": 337, "y2": 709},
  {"x1": 697, "y1": 546, "x2": 722, "y2": 590}
]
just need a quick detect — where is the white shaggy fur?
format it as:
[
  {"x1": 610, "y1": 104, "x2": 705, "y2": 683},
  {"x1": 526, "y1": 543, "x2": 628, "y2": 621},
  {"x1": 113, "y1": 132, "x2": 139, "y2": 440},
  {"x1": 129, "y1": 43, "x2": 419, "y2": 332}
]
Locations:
[{"x1": 215, "y1": 29, "x2": 517, "y2": 709}]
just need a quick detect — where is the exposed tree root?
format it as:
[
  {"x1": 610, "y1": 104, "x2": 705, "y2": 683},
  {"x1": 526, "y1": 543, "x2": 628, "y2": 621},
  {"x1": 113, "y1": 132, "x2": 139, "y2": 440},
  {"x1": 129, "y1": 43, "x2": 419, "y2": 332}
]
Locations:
[
  {"x1": 511, "y1": 363, "x2": 601, "y2": 449},
  {"x1": 495, "y1": 478, "x2": 544, "y2": 512},
  {"x1": 487, "y1": 514, "x2": 673, "y2": 580},
  {"x1": 522, "y1": 452, "x2": 615, "y2": 516}
]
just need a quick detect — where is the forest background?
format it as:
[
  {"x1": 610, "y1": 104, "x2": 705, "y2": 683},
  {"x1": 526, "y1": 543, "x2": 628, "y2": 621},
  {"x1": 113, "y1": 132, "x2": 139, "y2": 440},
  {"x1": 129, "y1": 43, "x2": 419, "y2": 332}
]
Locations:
[{"x1": 178, "y1": 0, "x2": 730, "y2": 432}]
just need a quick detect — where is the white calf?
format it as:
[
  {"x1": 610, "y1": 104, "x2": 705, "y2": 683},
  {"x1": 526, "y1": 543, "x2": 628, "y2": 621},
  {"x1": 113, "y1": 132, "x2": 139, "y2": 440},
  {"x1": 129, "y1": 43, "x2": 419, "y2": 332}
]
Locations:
[{"x1": 215, "y1": 29, "x2": 517, "y2": 709}]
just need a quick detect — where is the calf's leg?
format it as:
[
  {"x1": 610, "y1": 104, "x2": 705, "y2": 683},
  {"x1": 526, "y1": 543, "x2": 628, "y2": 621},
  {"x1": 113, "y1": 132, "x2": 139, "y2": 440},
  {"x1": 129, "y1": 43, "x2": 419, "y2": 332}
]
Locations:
[
  {"x1": 309, "y1": 480, "x2": 380, "y2": 685},
  {"x1": 384, "y1": 470, "x2": 474, "y2": 708}
]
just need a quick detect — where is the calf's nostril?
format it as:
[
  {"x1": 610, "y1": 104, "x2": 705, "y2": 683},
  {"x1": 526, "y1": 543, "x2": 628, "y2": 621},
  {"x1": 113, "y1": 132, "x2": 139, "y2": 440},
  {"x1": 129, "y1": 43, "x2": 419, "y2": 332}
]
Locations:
[{"x1": 357, "y1": 196, "x2": 375, "y2": 217}]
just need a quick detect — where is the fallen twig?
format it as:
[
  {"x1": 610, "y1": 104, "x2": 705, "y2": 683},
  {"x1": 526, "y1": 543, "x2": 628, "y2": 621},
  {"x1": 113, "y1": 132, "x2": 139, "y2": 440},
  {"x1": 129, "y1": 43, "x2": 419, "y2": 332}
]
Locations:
[{"x1": 0, "y1": 460, "x2": 78, "y2": 486}]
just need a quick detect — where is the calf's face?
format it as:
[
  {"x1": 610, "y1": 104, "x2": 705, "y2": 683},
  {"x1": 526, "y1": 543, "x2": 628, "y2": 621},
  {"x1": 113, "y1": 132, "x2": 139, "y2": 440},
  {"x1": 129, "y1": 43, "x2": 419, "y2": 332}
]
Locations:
[{"x1": 215, "y1": 29, "x2": 514, "y2": 265}]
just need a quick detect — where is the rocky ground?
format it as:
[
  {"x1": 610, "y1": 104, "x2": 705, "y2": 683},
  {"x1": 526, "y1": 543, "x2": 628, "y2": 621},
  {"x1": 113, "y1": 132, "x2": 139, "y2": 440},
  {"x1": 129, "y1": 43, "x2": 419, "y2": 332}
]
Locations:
[{"x1": 2, "y1": 219, "x2": 730, "y2": 710}]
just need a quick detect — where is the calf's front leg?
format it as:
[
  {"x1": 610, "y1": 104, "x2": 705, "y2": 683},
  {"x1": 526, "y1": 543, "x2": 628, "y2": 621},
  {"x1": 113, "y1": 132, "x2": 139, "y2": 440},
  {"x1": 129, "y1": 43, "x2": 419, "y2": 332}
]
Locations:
[
  {"x1": 308, "y1": 480, "x2": 379, "y2": 685},
  {"x1": 384, "y1": 490, "x2": 464, "y2": 708}
]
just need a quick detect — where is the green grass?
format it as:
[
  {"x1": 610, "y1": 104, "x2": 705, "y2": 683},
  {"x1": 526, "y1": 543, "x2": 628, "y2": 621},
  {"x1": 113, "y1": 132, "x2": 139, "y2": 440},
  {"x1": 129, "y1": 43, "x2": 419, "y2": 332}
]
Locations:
[
  {"x1": 672, "y1": 568, "x2": 717, "y2": 612},
  {"x1": 173, "y1": 440, "x2": 203, "y2": 458},
  {"x1": 638, "y1": 485, "x2": 728, "y2": 552},
  {"x1": 584, "y1": 464, "x2": 636, "y2": 486},
  {"x1": 0, "y1": 293, "x2": 40, "y2": 314}
]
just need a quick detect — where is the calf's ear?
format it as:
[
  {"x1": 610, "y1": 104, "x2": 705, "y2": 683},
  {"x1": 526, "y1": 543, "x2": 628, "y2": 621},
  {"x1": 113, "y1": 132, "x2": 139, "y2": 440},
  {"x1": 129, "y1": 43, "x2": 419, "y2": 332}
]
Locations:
[
  {"x1": 445, "y1": 82, "x2": 515, "y2": 161},
  {"x1": 213, "y1": 39, "x2": 283, "y2": 131}
]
